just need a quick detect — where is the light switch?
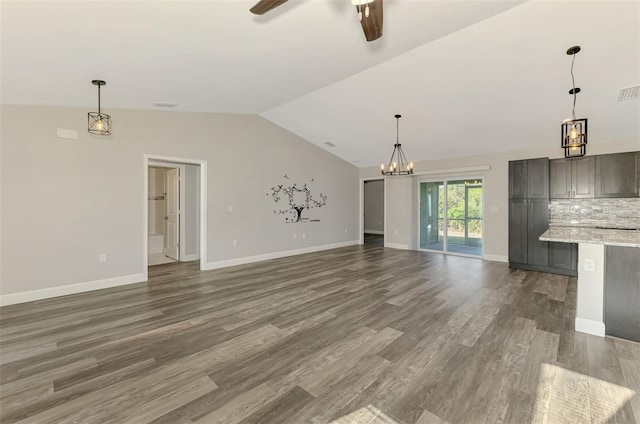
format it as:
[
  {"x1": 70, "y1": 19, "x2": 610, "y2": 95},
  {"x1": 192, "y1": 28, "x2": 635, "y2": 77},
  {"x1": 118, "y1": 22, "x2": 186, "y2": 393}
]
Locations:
[
  {"x1": 228, "y1": 205, "x2": 233, "y2": 213},
  {"x1": 584, "y1": 259, "x2": 595, "y2": 272}
]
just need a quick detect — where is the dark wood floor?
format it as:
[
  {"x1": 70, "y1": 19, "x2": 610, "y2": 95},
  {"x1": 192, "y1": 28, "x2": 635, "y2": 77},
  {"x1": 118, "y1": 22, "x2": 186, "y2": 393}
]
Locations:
[{"x1": 1, "y1": 243, "x2": 639, "y2": 423}]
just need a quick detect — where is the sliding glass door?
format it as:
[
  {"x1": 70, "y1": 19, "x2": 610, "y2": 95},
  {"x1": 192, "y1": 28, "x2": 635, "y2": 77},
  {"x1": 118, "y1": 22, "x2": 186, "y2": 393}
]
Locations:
[{"x1": 419, "y1": 179, "x2": 483, "y2": 257}]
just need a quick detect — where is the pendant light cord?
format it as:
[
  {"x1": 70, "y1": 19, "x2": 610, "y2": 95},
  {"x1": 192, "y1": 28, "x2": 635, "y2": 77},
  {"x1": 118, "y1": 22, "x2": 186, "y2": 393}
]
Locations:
[
  {"x1": 97, "y1": 84, "x2": 101, "y2": 115},
  {"x1": 396, "y1": 116, "x2": 399, "y2": 144},
  {"x1": 570, "y1": 52, "x2": 576, "y2": 120}
]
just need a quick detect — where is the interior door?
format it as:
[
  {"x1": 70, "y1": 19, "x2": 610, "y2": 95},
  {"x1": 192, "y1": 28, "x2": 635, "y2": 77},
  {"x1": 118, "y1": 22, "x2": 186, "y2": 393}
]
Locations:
[{"x1": 164, "y1": 168, "x2": 179, "y2": 260}]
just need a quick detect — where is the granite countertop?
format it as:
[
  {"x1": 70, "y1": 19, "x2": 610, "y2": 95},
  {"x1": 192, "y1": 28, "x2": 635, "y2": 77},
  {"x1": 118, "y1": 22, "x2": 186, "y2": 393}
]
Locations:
[{"x1": 540, "y1": 226, "x2": 640, "y2": 248}]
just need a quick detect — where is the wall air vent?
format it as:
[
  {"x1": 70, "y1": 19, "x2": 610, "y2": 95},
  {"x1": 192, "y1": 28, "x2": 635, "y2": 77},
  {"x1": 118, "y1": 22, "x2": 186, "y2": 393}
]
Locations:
[
  {"x1": 323, "y1": 142, "x2": 337, "y2": 147},
  {"x1": 617, "y1": 86, "x2": 640, "y2": 101},
  {"x1": 153, "y1": 102, "x2": 179, "y2": 108}
]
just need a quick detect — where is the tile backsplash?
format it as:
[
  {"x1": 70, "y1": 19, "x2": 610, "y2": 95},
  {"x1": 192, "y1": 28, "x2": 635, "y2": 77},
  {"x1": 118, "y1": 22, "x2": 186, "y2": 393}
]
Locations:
[{"x1": 550, "y1": 198, "x2": 640, "y2": 229}]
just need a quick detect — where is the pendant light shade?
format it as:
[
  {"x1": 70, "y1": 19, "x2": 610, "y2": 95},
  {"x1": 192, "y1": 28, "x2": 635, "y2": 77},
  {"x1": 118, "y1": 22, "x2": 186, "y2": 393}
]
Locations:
[
  {"x1": 88, "y1": 80, "x2": 112, "y2": 135},
  {"x1": 381, "y1": 114, "x2": 413, "y2": 176},
  {"x1": 561, "y1": 46, "x2": 586, "y2": 158}
]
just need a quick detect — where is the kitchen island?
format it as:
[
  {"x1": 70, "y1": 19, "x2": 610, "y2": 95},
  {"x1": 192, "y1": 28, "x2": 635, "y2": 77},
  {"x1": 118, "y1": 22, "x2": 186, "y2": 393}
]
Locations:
[{"x1": 540, "y1": 226, "x2": 640, "y2": 341}]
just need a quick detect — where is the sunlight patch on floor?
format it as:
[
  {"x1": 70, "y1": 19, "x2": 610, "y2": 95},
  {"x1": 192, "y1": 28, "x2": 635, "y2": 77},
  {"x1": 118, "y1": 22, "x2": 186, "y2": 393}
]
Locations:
[
  {"x1": 329, "y1": 405, "x2": 400, "y2": 424},
  {"x1": 531, "y1": 363, "x2": 636, "y2": 423}
]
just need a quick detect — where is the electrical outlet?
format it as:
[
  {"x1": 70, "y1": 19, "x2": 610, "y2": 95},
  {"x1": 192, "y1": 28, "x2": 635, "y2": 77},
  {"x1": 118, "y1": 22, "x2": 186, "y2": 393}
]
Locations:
[
  {"x1": 232, "y1": 240, "x2": 237, "y2": 247},
  {"x1": 302, "y1": 233, "x2": 306, "y2": 239},
  {"x1": 99, "y1": 253, "x2": 107, "y2": 263},
  {"x1": 584, "y1": 259, "x2": 595, "y2": 272},
  {"x1": 344, "y1": 228, "x2": 348, "y2": 234}
]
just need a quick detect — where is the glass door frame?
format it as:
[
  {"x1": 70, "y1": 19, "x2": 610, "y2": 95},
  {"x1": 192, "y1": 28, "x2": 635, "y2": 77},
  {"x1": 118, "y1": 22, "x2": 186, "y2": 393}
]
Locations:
[{"x1": 417, "y1": 176, "x2": 485, "y2": 259}]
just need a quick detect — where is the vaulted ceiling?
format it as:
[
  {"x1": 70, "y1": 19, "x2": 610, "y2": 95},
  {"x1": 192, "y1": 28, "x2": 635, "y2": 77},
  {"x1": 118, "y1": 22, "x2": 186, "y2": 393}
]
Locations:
[{"x1": 2, "y1": 1, "x2": 638, "y2": 167}]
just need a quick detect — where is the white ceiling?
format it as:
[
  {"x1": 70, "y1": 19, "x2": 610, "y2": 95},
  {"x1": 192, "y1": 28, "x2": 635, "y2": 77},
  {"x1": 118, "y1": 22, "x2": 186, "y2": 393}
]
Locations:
[{"x1": 2, "y1": 1, "x2": 639, "y2": 167}]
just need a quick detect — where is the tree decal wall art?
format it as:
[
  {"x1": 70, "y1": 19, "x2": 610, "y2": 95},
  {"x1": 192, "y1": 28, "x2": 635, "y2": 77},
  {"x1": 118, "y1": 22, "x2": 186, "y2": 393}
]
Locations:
[{"x1": 267, "y1": 175, "x2": 327, "y2": 223}]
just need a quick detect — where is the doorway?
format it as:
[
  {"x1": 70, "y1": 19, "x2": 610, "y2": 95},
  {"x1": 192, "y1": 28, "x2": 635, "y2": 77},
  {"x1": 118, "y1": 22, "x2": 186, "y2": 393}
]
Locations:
[
  {"x1": 418, "y1": 178, "x2": 483, "y2": 257},
  {"x1": 143, "y1": 155, "x2": 207, "y2": 280},
  {"x1": 360, "y1": 178, "x2": 385, "y2": 246},
  {"x1": 148, "y1": 165, "x2": 180, "y2": 265}
]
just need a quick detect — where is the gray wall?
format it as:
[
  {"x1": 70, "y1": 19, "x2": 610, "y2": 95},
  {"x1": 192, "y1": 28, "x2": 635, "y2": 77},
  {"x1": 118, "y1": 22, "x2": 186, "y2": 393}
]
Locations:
[
  {"x1": 364, "y1": 179, "x2": 384, "y2": 234},
  {"x1": 360, "y1": 138, "x2": 640, "y2": 260},
  {"x1": 384, "y1": 177, "x2": 413, "y2": 249},
  {"x1": 0, "y1": 105, "x2": 359, "y2": 296}
]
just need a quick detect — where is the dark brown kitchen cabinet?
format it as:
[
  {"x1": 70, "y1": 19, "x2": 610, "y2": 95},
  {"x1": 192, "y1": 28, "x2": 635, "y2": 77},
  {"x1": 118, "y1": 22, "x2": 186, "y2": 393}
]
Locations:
[
  {"x1": 605, "y1": 246, "x2": 640, "y2": 343},
  {"x1": 509, "y1": 158, "x2": 577, "y2": 276},
  {"x1": 509, "y1": 158, "x2": 548, "y2": 199},
  {"x1": 548, "y1": 242, "x2": 577, "y2": 271},
  {"x1": 508, "y1": 199, "x2": 528, "y2": 264},
  {"x1": 549, "y1": 156, "x2": 595, "y2": 199},
  {"x1": 595, "y1": 152, "x2": 640, "y2": 198},
  {"x1": 527, "y1": 198, "x2": 549, "y2": 267},
  {"x1": 509, "y1": 161, "x2": 528, "y2": 199}
]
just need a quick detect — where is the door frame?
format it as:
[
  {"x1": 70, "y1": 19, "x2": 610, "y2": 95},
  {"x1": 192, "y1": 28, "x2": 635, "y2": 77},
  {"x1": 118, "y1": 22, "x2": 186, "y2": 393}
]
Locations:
[
  {"x1": 143, "y1": 154, "x2": 207, "y2": 280},
  {"x1": 359, "y1": 177, "x2": 386, "y2": 245},
  {"x1": 417, "y1": 176, "x2": 485, "y2": 258}
]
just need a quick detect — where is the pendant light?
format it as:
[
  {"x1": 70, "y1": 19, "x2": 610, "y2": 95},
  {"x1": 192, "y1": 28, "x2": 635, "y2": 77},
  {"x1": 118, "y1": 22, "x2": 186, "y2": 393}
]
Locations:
[
  {"x1": 381, "y1": 114, "x2": 413, "y2": 176},
  {"x1": 561, "y1": 46, "x2": 587, "y2": 158},
  {"x1": 88, "y1": 80, "x2": 112, "y2": 135}
]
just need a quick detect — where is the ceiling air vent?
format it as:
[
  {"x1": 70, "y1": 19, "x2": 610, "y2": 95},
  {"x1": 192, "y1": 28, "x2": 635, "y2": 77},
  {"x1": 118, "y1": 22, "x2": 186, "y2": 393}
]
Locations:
[
  {"x1": 617, "y1": 86, "x2": 640, "y2": 101},
  {"x1": 323, "y1": 142, "x2": 336, "y2": 147}
]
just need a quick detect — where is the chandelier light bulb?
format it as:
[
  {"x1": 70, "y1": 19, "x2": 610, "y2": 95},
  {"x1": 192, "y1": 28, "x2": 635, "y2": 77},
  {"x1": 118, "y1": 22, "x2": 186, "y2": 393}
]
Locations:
[{"x1": 570, "y1": 126, "x2": 579, "y2": 140}]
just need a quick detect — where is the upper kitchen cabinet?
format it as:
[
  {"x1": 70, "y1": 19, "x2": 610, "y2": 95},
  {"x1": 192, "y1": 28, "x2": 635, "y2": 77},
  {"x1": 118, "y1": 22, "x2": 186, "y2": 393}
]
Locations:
[
  {"x1": 510, "y1": 158, "x2": 549, "y2": 199},
  {"x1": 509, "y1": 160, "x2": 528, "y2": 199},
  {"x1": 595, "y1": 152, "x2": 639, "y2": 198},
  {"x1": 549, "y1": 156, "x2": 595, "y2": 199}
]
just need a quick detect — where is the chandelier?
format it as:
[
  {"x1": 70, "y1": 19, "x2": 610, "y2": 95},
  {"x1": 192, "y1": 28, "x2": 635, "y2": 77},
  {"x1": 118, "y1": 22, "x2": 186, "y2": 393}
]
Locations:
[
  {"x1": 561, "y1": 46, "x2": 587, "y2": 158},
  {"x1": 88, "y1": 80, "x2": 112, "y2": 135},
  {"x1": 381, "y1": 114, "x2": 413, "y2": 176}
]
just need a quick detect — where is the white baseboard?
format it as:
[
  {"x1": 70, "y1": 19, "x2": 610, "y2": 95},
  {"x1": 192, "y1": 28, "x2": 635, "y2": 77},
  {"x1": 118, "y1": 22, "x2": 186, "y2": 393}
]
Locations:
[
  {"x1": 364, "y1": 230, "x2": 384, "y2": 235},
  {"x1": 483, "y1": 254, "x2": 508, "y2": 263},
  {"x1": 181, "y1": 253, "x2": 200, "y2": 262},
  {"x1": 205, "y1": 240, "x2": 360, "y2": 270},
  {"x1": 384, "y1": 242, "x2": 410, "y2": 250},
  {"x1": 575, "y1": 317, "x2": 605, "y2": 337},
  {"x1": 0, "y1": 273, "x2": 146, "y2": 306}
]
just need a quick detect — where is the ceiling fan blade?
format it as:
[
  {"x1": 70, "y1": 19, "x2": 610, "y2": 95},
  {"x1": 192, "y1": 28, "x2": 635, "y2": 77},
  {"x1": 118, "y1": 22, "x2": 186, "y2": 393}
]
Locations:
[
  {"x1": 357, "y1": 0, "x2": 383, "y2": 42},
  {"x1": 250, "y1": 0, "x2": 289, "y2": 15}
]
